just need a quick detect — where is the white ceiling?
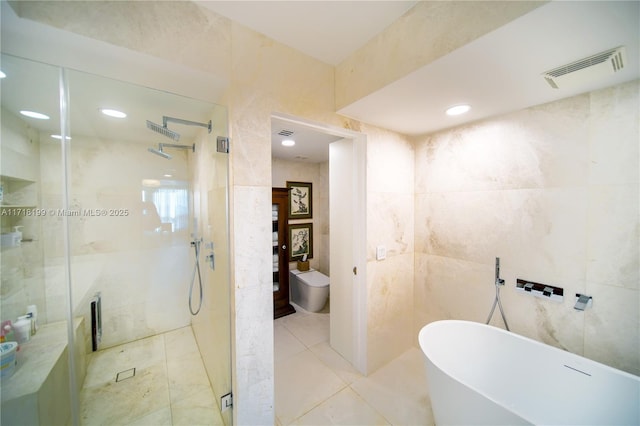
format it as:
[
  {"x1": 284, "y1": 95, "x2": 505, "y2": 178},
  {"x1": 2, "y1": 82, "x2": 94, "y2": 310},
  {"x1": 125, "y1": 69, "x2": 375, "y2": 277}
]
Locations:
[
  {"x1": 339, "y1": 1, "x2": 640, "y2": 136},
  {"x1": 198, "y1": 1, "x2": 418, "y2": 66}
]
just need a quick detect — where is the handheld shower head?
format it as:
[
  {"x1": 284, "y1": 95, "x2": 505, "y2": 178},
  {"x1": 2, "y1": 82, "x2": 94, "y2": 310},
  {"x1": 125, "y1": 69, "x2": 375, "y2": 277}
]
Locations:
[
  {"x1": 146, "y1": 120, "x2": 180, "y2": 141},
  {"x1": 148, "y1": 146, "x2": 172, "y2": 159}
]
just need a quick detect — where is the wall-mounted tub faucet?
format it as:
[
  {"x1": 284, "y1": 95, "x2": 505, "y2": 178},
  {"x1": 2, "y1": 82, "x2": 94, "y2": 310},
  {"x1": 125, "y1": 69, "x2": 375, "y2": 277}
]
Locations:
[{"x1": 574, "y1": 294, "x2": 593, "y2": 311}]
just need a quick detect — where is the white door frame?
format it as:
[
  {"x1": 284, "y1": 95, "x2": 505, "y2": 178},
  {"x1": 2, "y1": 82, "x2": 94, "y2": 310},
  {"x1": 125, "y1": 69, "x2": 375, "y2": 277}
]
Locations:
[{"x1": 271, "y1": 112, "x2": 367, "y2": 374}]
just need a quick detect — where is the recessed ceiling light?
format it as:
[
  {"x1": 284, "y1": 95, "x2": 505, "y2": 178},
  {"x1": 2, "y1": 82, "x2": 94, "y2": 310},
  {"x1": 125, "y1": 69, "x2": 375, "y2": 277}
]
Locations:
[
  {"x1": 446, "y1": 104, "x2": 471, "y2": 116},
  {"x1": 100, "y1": 108, "x2": 127, "y2": 118},
  {"x1": 0, "y1": 71, "x2": 6, "y2": 79},
  {"x1": 282, "y1": 139, "x2": 296, "y2": 147},
  {"x1": 50, "y1": 134, "x2": 72, "y2": 140},
  {"x1": 20, "y1": 110, "x2": 50, "y2": 120}
]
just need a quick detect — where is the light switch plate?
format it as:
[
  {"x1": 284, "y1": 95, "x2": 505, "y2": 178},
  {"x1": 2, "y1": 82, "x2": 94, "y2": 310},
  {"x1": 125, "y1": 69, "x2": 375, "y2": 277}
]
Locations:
[{"x1": 376, "y1": 245, "x2": 386, "y2": 260}]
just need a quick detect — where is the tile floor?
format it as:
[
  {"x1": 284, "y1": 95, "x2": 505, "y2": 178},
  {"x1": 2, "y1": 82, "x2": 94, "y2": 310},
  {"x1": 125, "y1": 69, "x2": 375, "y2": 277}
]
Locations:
[
  {"x1": 79, "y1": 326, "x2": 223, "y2": 425},
  {"x1": 275, "y1": 306, "x2": 435, "y2": 425}
]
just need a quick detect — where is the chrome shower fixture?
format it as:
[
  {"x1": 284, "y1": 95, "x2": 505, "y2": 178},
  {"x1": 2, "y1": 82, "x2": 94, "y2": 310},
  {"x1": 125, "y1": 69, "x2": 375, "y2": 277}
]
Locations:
[
  {"x1": 148, "y1": 146, "x2": 172, "y2": 159},
  {"x1": 486, "y1": 257, "x2": 510, "y2": 331},
  {"x1": 148, "y1": 143, "x2": 195, "y2": 160},
  {"x1": 146, "y1": 115, "x2": 212, "y2": 142},
  {"x1": 146, "y1": 120, "x2": 180, "y2": 141}
]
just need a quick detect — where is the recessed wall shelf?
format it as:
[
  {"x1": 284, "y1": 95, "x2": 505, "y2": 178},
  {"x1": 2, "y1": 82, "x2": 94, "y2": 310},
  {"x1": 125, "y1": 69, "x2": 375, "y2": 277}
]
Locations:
[{"x1": 516, "y1": 278, "x2": 564, "y2": 303}]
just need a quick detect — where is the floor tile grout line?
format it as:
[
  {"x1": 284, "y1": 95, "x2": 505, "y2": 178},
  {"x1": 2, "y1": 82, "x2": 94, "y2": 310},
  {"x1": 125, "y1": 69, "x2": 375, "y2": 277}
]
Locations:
[
  {"x1": 279, "y1": 315, "x2": 327, "y2": 350},
  {"x1": 347, "y1": 383, "x2": 394, "y2": 426},
  {"x1": 277, "y1": 321, "x2": 310, "y2": 352},
  {"x1": 282, "y1": 314, "x2": 324, "y2": 349},
  {"x1": 288, "y1": 382, "x2": 351, "y2": 426}
]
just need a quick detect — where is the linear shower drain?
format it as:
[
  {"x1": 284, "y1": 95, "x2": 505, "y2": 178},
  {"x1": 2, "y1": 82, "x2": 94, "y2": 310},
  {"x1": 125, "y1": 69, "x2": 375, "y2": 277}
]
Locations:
[{"x1": 116, "y1": 368, "x2": 136, "y2": 382}]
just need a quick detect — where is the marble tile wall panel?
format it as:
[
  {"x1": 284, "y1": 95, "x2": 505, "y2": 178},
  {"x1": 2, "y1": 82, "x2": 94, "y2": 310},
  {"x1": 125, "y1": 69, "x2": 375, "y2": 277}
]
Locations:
[
  {"x1": 368, "y1": 192, "x2": 414, "y2": 260},
  {"x1": 367, "y1": 253, "x2": 414, "y2": 372},
  {"x1": 364, "y1": 123, "x2": 415, "y2": 370},
  {"x1": 588, "y1": 81, "x2": 640, "y2": 185},
  {"x1": 364, "y1": 123, "x2": 414, "y2": 194},
  {"x1": 230, "y1": 185, "x2": 273, "y2": 424},
  {"x1": 232, "y1": 283, "x2": 275, "y2": 425}
]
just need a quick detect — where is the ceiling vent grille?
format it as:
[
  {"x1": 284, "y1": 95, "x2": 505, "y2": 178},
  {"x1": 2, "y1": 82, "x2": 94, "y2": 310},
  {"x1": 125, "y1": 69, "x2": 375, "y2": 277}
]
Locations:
[
  {"x1": 278, "y1": 129, "x2": 294, "y2": 137},
  {"x1": 542, "y1": 46, "x2": 626, "y2": 89}
]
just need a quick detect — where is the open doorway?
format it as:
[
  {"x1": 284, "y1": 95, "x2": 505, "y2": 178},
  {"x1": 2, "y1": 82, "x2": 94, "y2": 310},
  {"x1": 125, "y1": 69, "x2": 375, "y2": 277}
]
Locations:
[{"x1": 270, "y1": 112, "x2": 367, "y2": 374}]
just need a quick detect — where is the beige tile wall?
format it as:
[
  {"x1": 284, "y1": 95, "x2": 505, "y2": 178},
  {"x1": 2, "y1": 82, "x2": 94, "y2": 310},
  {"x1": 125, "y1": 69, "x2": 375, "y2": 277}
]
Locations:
[{"x1": 413, "y1": 81, "x2": 640, "y2": 375}]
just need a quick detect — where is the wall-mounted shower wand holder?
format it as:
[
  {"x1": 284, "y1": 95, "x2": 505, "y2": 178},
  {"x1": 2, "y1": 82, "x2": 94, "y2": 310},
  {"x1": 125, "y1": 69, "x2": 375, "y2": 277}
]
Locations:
[{"x1": 516, "y1": 278, "x2": 564, "y2": 303}]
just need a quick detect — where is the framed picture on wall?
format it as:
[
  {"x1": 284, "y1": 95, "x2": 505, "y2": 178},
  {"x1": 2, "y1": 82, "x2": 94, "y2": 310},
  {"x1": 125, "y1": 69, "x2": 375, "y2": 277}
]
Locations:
[
  {"x1": 289, "y1": 223, "x2": 313, "y2": 261},
  {"x1": 287, "y1": 181, "x2": 312, "y2": 219}
]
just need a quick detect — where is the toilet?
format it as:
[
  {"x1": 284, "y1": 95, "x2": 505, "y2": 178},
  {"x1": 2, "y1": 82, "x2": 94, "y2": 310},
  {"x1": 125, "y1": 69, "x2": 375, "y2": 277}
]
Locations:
[{"x1": 289, "y1": 268, "x2": 330, "y2": 312}]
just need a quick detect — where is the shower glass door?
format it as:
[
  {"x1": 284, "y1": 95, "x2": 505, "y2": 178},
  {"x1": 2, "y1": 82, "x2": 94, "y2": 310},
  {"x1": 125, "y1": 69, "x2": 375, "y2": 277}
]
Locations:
[
  {"x1": 0, "y1": 54, "x2": 76, "y2": 426},
  {"x1": 0, "y1": 53, "x2": 232, "y2": 425}
]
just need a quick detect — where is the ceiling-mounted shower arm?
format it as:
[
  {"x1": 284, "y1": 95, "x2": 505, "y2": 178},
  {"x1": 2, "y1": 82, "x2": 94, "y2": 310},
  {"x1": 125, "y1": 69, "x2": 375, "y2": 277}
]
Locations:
[
  {"x1": 159, "y1": 142, "x2": 195, "y2": 152},
  {"x1": 163, "y1": 116, "x2": 212, "y2": 133}
]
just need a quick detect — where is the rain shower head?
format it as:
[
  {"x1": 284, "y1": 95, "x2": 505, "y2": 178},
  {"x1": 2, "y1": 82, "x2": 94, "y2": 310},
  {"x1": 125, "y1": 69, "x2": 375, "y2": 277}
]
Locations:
[
  {"x1": 146, "y1": 120, "x2": 180, "y2": 142},
  {"x1": 148, "y1": 146, "x2": 172, "y2": 159},
  {"x1": 147, "y1": 143, "x2": 194, "y2": 160}
]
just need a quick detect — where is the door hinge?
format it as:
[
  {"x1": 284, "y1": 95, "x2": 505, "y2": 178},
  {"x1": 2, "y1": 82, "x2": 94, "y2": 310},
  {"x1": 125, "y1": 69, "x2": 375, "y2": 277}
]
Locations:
[
  {"x1": 221, "y1": 392, "x2": 233, "y2": 412},
  {"x1": 353, "y1": 266, "x2": 357, "y2": 275},
  {"x1": 217, "y1": 136, "x2": 230, "y2": 153}
]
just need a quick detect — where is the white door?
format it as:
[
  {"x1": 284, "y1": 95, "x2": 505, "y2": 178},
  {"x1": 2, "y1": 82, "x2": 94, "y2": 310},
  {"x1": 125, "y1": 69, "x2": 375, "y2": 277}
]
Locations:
[{"x1": 329, "y1": 137, "x2": 367, "y2": 374}]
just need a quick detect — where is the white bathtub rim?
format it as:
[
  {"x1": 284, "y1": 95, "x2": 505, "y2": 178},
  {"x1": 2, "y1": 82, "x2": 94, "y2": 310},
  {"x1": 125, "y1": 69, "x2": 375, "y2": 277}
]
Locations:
[
  {"x1": 418, "y1": 319, "x2": 640, "y2": 425},
  {"x1": 420, "y1": 321, "x2": 535, "y2": 423},
  {"x1": 419, "y1": 319, "x2": 639, "y2": 380},
  {"x1": 423, "y1": 353, "x2": 531, "y2": 425}
]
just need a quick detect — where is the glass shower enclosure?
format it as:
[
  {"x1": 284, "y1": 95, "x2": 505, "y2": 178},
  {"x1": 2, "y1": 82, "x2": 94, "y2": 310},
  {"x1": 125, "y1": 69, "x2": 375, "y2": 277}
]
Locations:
[{"x1": 0, "y1": 54, "x2": 232, "y2": 425}]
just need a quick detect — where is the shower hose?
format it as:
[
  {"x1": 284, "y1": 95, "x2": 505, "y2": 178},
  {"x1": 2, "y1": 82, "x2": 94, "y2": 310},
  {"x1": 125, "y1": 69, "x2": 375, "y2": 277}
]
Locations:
[
  {"x1": 486, "y1": 283, "x2": 509, "y2": 331},
  {"x1": 189, "y1": 239, "x2": 203, "y2": 315}
]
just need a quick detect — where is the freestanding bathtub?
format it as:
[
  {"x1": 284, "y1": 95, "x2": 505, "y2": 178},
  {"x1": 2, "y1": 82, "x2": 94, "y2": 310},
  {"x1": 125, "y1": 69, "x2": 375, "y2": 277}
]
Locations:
[{"x1": 418, "y1": 320, "x2": 640, "y2": 425}]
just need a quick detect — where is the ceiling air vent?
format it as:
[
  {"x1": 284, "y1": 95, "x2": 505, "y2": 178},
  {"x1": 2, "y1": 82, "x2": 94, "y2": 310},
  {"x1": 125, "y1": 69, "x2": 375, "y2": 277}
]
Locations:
[
  {"x1": 278, "y1": 129, "x2": 294, "y2": 137},
  {"x1": 542, "y1": 46, "x2": 626, "y2": 89}
]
